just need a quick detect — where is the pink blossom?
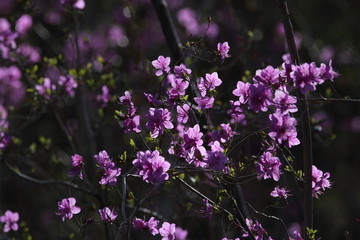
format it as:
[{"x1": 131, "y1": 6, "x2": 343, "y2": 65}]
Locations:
[
  {"x1": 69, "y1": 154, "x2": 84, "y2": 179},
  {"x1": 96, "y1": 85, "x2": 111, "y2": 107},
  {"x1": 270, "y1": 186, "x2": 290, "y2": 199},
  {"x1": 312, "y1": 165, "x2": 331, "y2": 198},
  {"x1": 194, "y1": 96, "x2": 214, "y2": 109},
  {"x1": 35, "y1": 78, "x2": 56, "y2": 100},
  {"x1": 159, "y1": 222, "x2": 176, "y2": 240},
  {"x1": 232, "y1": 81, "x2": 250, "y2": 104},
  {"x1": 56, "y1": 197, "x2": 81, "y2": 222},
  {"x1": 152, "y1": 56, "x2": 171, "y2": 76},
  {"x1": 132, "y1": 150, "x2": 171, "y2": 184},
  {"x1": 177, "y1": 104, "x2": 190, "y2": 124},
  {"x1": 15, "y1": 14, "x2": 32, "y2": 35},
  {"x1": 98, "y1": 207, "x2": 118, "y2": 222},
  {"x1": 146, "y1": 108, "x2": 174, "y2": 138},
  {"x1": 0, "y1": 210, "x2": 19, "y2": 232},
  {"x1": 217, "y1": 42, "x2": 231, "y2": 62},
  {"x1": 255, "y1": 151, "x2": 282, "y2": 181}
]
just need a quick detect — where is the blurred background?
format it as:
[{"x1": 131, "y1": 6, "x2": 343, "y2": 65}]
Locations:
[{"x1": 0, "y1": 0, "x2": 359, "y2": 239}]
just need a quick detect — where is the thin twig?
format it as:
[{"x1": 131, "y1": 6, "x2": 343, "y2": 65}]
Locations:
[
  {"x1": 2, "y1": 159, "x2": 94, "y2": 195},
  {"x1": 248, "y1": 203, "x2": 290, "y2": 240}
]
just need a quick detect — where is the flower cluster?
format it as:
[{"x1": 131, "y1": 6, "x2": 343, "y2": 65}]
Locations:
[
  {"x1": 132, "y1": 217, "x2": 187, "y2": 240},
  {"x1": 255, "y1": 151, "x2": 282, "y2": 181},
  {"x1": 94, "y1": 150, "x2": 122, "y2": 186},
  {"x1": 118, "y1": 91, "x2": 142, "y2": 133},
  {"x1": 146, "y1": 108, "x2": 174, "y2": 138},
  {"x1": 270, "y1": 186, "x2": 291, "y2": 199},
  {"x1": 59, "y1": 75, "x2": 78, "y2": 97},
  {"x1": 0, "y1": 15, "x2": 33, "y2": 60},
  {"x1": 132, "y1": 150, "x2": 170, "y2": 184},
  {"x1": 231, "y1": 57, "x2": 338, "y2": 149}
]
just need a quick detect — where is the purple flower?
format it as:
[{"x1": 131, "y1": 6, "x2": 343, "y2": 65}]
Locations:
[
  {"x1": 174, "y1": 63, "x2": 192, "y2": 78},
  {"x1": 232, "y1": 81, "x2": 250, "y2": 104},
  {"x1": 159, "y1": 222, "x2": 176, "y2": 240},
  {"x1": 273, "y1": 90, "x2": 298, "y2": 114},
  {"x1": 59, "y1": 75, "x2": 77, "y2": 97},
  {"x1": 197, "y1": 72, "x2": 222, "y2": 96},
  {"x1": 99, "y1": 167, "x2": 122, "y2": 186},
  {"x1": 177, "y1": 104, "x2": 190, "y2": 124},
  {"x1": 0, "y1": 66, "x2": 25, "y2": 107},
  {"x1": 132, "y1": 217, "x2": 159, "y2": 235},
  {"x1": 124, "y1": 115, "x2": 142, "y2": 133},
  {"x1": 0, "y1": 210, "x2": 19, "y2": 232},
  {"x1": 255, "y1": 151, "x2": 282, "y2": 181},
  {"x1": 227, "y1": 100, "x2": 246, "y2": 124},
  {"x1": 312, "y1": 165, "x2": 331, "y2": 198},
  {"x1": 94, "y1": 150, "x2": 113, "y2": 169},
  {"x1": 15, "y1": 14, "x2": 32, "y2": 35},
  {"x1": 182, "y1": 125, "x2": 207, "y2": 167},
  {"x1": 205, "y1": 72, "x2": 222, "y2": 90},
  {"x1": 194, "y1": 96, "x2": 214, "y2": 110},
  {"x1": 144, "y1": 92, "x2": 162, "y2": 105},
  {"x1": 94, "y1": 150, "x2": 121, "y2": 186},
  {"x1": 242, "y1": 218, "x2": 272, "y2": 240},
  {"x1": 69, "y1": 154, "x2": 84, "y2": 179},
  {"x1": 290, "y1": 231, "x2": 304, "y2": 240},
  {"x1": 198, "y1": 199, "x2": 214, "y2": 219},
  {"x1": 248, "y1": 83, "x2": 273, "y2": 112},
  {"x1": 98, "y1": 207, "x2": 118, "y2": 222},
  {"x1": 268, "y1": 112, "x2": 300, "y2": 148},
  {"x1": 152, "y1": 56, "x2": 171, "y2": 76},
  {"x1": 35, "y1": 78, "x2": 56, "y2": 100},
  {"x1": 167, "y1": 75, "x2": 189, "y2": 102},
  {"x1": 319, "y1": 60, "x2": 339, "y2": 81},
  {"x1": 56, "y1": 197, "x2": 81, "y2": 222},
  {"x1": 132, "y1": 218, "x2": 147, "y2": 230},
  {"x1": 146, "y1": 108, "x2": 174, "y2": 138},
  {"x1": 183, "y1": 124, "x2": 203, "y2": 150},
  {"x1": 119, "y1": 91, "x2": 133, "y2": 105},
  {"x1": 96, "y1": 85, "x2": 111, "y2": 107},
  {"x1": 253, "y1": 66, "x2": 281, "y2": 87},
  {"x1": 132, "y1": 150, "x2": 171, "y2": 184},
  {"x1": 205, "y1": 142, "x2": 228, "y2": 171},
  {"x1": 177, "y1": 8, "x2": 201, "y2": 36},
  {"x1": 270, "y1": 186, "x2": 290, "y2": 199},
  {"x1": 0, "y1": 104, "x2": 8, "y2": 129},
  {"x1": 147, "y1": 217, "x2": 160, "y2": 235},
  {"x1": 61, "y1": 0, "x2": 85, "y2": 9},
  {"x1": 16, "y1": 43, "x2": 41, "y2": 64},
  {"x1": 217, "y1": 42, "x2": 231, "y2": 62},
  {"x1": 174, "y1": 227, "x2": 188, "y2": 240},
  {"x1": 211, "y1": 123, "x2": 236, "y2": 143},
  {"x1": 291, "y1": 63, "x2": 322, "y2": 94},
  {"x1": 0, "y1": 132, "x2": 10, "y2": 150}
]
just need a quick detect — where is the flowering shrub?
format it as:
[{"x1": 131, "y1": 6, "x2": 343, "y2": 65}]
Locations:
[{"x1": 0, "y1": 0, "x2": 358, "y2": 239}]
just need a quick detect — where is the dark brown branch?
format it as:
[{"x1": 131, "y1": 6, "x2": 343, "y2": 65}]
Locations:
[
  {"x1": 277, "y1": 0, "x2": 313, "y2": 236},
  {"x1": 151, "y1": 0, "x2": 183, "y2": 61}
]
